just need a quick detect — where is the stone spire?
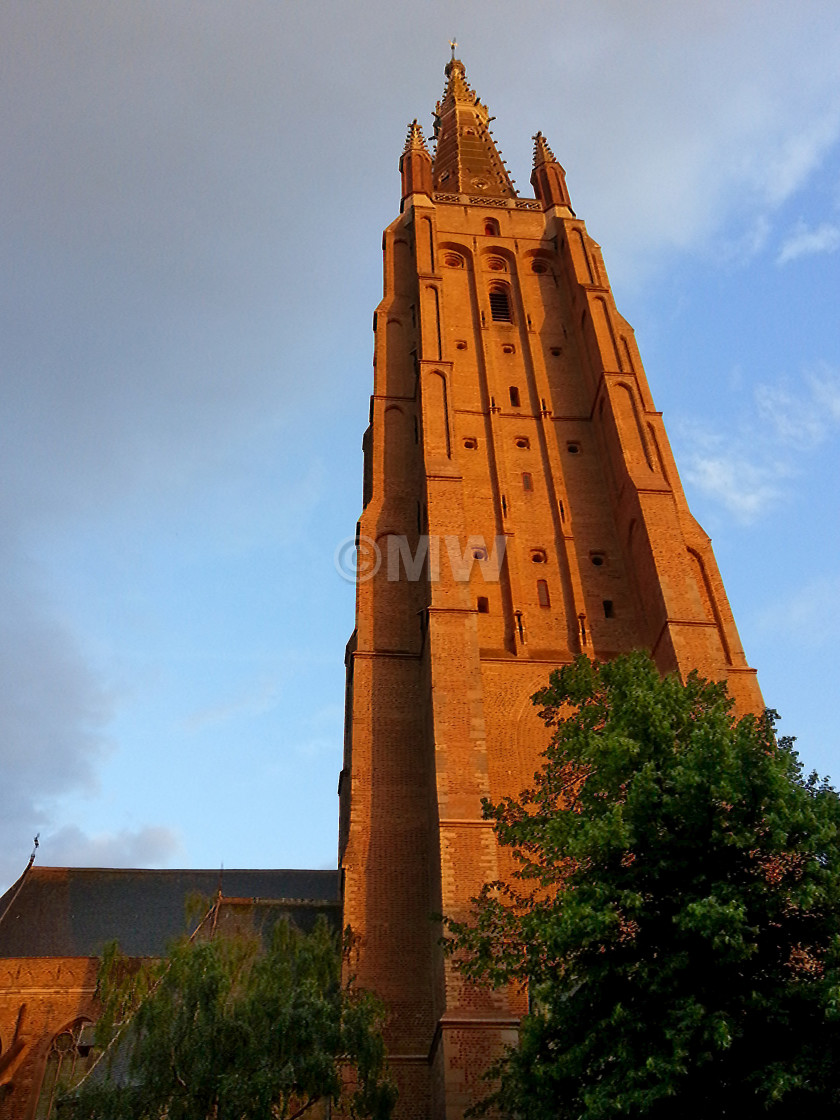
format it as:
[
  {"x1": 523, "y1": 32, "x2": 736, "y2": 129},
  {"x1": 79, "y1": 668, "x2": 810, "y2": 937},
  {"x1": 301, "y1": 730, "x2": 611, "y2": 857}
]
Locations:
[
  {"x1": 532, "y1": 130, "x2": 557, "y2": 167},
  {"x1": 399, "y1": 119, "x2": 433, "y2": 203},
  {"x1": 530, "y1": 129, "x2": 574, "y2": 213},
  {"x1": 431, "y1": 56, "x2": 516, "y2": 198},
  {"x1": 403, "y1": 119, "x2": 430, "y2": 155}
]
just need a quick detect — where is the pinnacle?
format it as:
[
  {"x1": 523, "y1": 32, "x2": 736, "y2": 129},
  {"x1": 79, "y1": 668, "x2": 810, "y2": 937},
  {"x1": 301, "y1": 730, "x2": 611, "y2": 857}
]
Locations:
[
  {"x1": 403, "y1": 119, "x2": 430, "y2": 155},
  {"x1": 532, "y1": 130, "x2": 557, "y2": 167}
]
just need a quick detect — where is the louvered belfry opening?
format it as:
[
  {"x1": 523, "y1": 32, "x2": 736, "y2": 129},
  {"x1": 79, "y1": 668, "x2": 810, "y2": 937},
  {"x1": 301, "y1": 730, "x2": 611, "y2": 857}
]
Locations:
[{"x1": 489, "y1": 285, "x2": 512, "y2": 322}]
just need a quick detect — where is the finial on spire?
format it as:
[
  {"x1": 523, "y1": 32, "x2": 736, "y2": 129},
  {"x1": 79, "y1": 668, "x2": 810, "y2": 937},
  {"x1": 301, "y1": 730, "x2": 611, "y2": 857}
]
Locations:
[
  {"x1": 532, "y1": 131, "x2": 557, "y2": 167},
  {"x1": 444, "y1": 44, "x2": 467, "y2": 84}
]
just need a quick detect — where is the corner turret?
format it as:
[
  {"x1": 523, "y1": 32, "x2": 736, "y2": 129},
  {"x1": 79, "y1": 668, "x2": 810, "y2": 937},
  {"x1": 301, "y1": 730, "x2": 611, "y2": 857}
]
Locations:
[
  {"x1": 530, "y1": 130, "x2": 574, "y2": 213},
  {"x1": 399, "y1": 120, "x2": 433, "y2": 205}
]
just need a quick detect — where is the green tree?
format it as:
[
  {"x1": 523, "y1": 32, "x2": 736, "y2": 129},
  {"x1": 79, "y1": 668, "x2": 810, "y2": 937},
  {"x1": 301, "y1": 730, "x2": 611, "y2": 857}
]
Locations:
[
  {"x1": 66, "y1": 913, "x2": 396, "y2": 1120},
  {"x1": 446, "y1": 653, "x2": 840, "y2": 1118}
]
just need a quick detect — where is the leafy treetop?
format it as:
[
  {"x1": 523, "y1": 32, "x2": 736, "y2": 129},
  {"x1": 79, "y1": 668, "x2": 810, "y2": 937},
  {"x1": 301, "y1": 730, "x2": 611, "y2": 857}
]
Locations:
[
  {"x1": 65, "y1": 911, "x2": 396, "y2": 1120},
  {"x1": 446, "y1": 653, "x2": 840, "y2": 1118}
]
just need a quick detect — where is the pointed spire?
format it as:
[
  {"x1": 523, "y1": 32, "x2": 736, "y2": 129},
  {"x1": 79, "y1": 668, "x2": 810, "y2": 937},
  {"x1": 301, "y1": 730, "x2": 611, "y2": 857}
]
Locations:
[
  {"x1": 442, "y1": 56, "x2": 473, "y2": 105},
  {"x1": 530, "y1": 130, "x2": 573, "y2": 213},
  {"x1": 431, "y1": 55, "x2": 516, "y2": 198},
  {"x1": 403, "y1": 119, "x2": 430, "y2": 155},
  {"x1": 399, "y1": 119, "x2": 433, "y2": 203},
  {"x1": 532, "y1": 131, "x2": 557, "y2": 167}
]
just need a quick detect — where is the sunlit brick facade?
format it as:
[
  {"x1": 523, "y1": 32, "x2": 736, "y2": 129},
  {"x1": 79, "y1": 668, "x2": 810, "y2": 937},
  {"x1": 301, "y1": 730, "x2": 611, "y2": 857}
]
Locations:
[{"x1": 339, "y1": 55, "x2": 761, "y2": 1119}]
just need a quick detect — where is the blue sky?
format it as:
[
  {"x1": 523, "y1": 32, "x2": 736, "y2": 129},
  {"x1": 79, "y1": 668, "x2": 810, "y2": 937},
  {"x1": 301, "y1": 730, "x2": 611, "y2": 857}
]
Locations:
[{"x1": 1, "y1": 1, "x2": 839, "y2": 891}]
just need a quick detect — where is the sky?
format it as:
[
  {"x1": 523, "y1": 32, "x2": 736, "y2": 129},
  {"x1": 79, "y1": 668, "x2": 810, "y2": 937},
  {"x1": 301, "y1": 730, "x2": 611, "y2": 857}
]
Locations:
[{"x1": 1, "y1": 1, "x2": 839, "y2": 893}]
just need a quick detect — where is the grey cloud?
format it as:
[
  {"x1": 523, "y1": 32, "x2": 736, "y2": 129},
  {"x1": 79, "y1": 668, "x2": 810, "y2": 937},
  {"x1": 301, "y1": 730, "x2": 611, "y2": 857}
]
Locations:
[
  {"x1": 0, "y1": 551, "x2": 114, "y2": 883},
  {"x1": 41, "y1": 824, "x2": 183, "y2": 870},
  {"x1": 0, "y1": 553, "x2": 182, "y2": 886}
]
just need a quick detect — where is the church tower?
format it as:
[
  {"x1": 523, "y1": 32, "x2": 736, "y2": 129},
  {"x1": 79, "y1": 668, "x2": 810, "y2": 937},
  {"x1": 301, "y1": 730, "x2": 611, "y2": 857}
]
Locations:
[{"x1": 339, "y1": 55, "x2": 761, "y2": 1119}]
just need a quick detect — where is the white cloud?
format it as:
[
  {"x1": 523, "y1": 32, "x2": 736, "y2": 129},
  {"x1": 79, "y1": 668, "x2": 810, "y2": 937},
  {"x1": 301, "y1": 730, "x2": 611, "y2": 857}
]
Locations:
[
  {"x1": 719, "y1": 215, "x2": 771, "y2": 265},
  {"x1": 759, "y1": 115, "x2": 840, "y2": 209},
  {"x1": 181, "y1": 676, "x2": 281, "y2": 733},
  {"x1": 812, "y1": 372, "x2": 840, "y2": 423},
  {"x1": 536, "y1": 3, "x2": 840, "y2": 285},
  {"x1": 755, "y1": 365, "x2": 840, "y2": 444},
  {"x1": 755, "y1": 575, "x2": 840, "y2": 648},
  {"x1": 680, "y1": 364, "x2": 840, "y2": 523},
  {"x1": 777, "y1": 221, "x2": 840, "y2": 264},
  {"x1": 684, "y1": 447, "x2": 788, "y2": 523}
]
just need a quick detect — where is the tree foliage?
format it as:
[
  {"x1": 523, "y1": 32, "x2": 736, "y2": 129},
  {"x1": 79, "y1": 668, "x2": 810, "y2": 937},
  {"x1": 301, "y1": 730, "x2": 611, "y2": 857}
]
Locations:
[
  {"x1": 66, "y1": 914, "x2": 396, "y2": 1120},
  {"x1": 446, "y1": 653, "x2": 840, "y2": 1117}
]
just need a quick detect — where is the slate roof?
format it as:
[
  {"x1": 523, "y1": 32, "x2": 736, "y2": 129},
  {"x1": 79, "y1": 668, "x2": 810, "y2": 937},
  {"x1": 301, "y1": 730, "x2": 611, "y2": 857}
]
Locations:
[{"x1": 0, "y1": 866, "x2": 341, "y2": 958}]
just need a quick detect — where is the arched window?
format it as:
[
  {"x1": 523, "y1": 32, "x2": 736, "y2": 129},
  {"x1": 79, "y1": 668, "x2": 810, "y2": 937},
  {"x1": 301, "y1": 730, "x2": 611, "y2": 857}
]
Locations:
[
  {"x1": 489, "y1": 284, "x2": 512, "y2": 323},
  {"x1": 484, "y1": 219, "x2": 500, "y2": 236},
  {"x1": 35, "y1": 1021, "x2": 96, "y2": 1120}
]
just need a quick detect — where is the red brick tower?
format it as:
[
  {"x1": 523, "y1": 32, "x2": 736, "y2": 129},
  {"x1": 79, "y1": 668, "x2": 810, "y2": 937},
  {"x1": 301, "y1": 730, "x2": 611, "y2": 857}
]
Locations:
[{"x1": 339, "y1": 56, "x2": 761, "y2": 1119}]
